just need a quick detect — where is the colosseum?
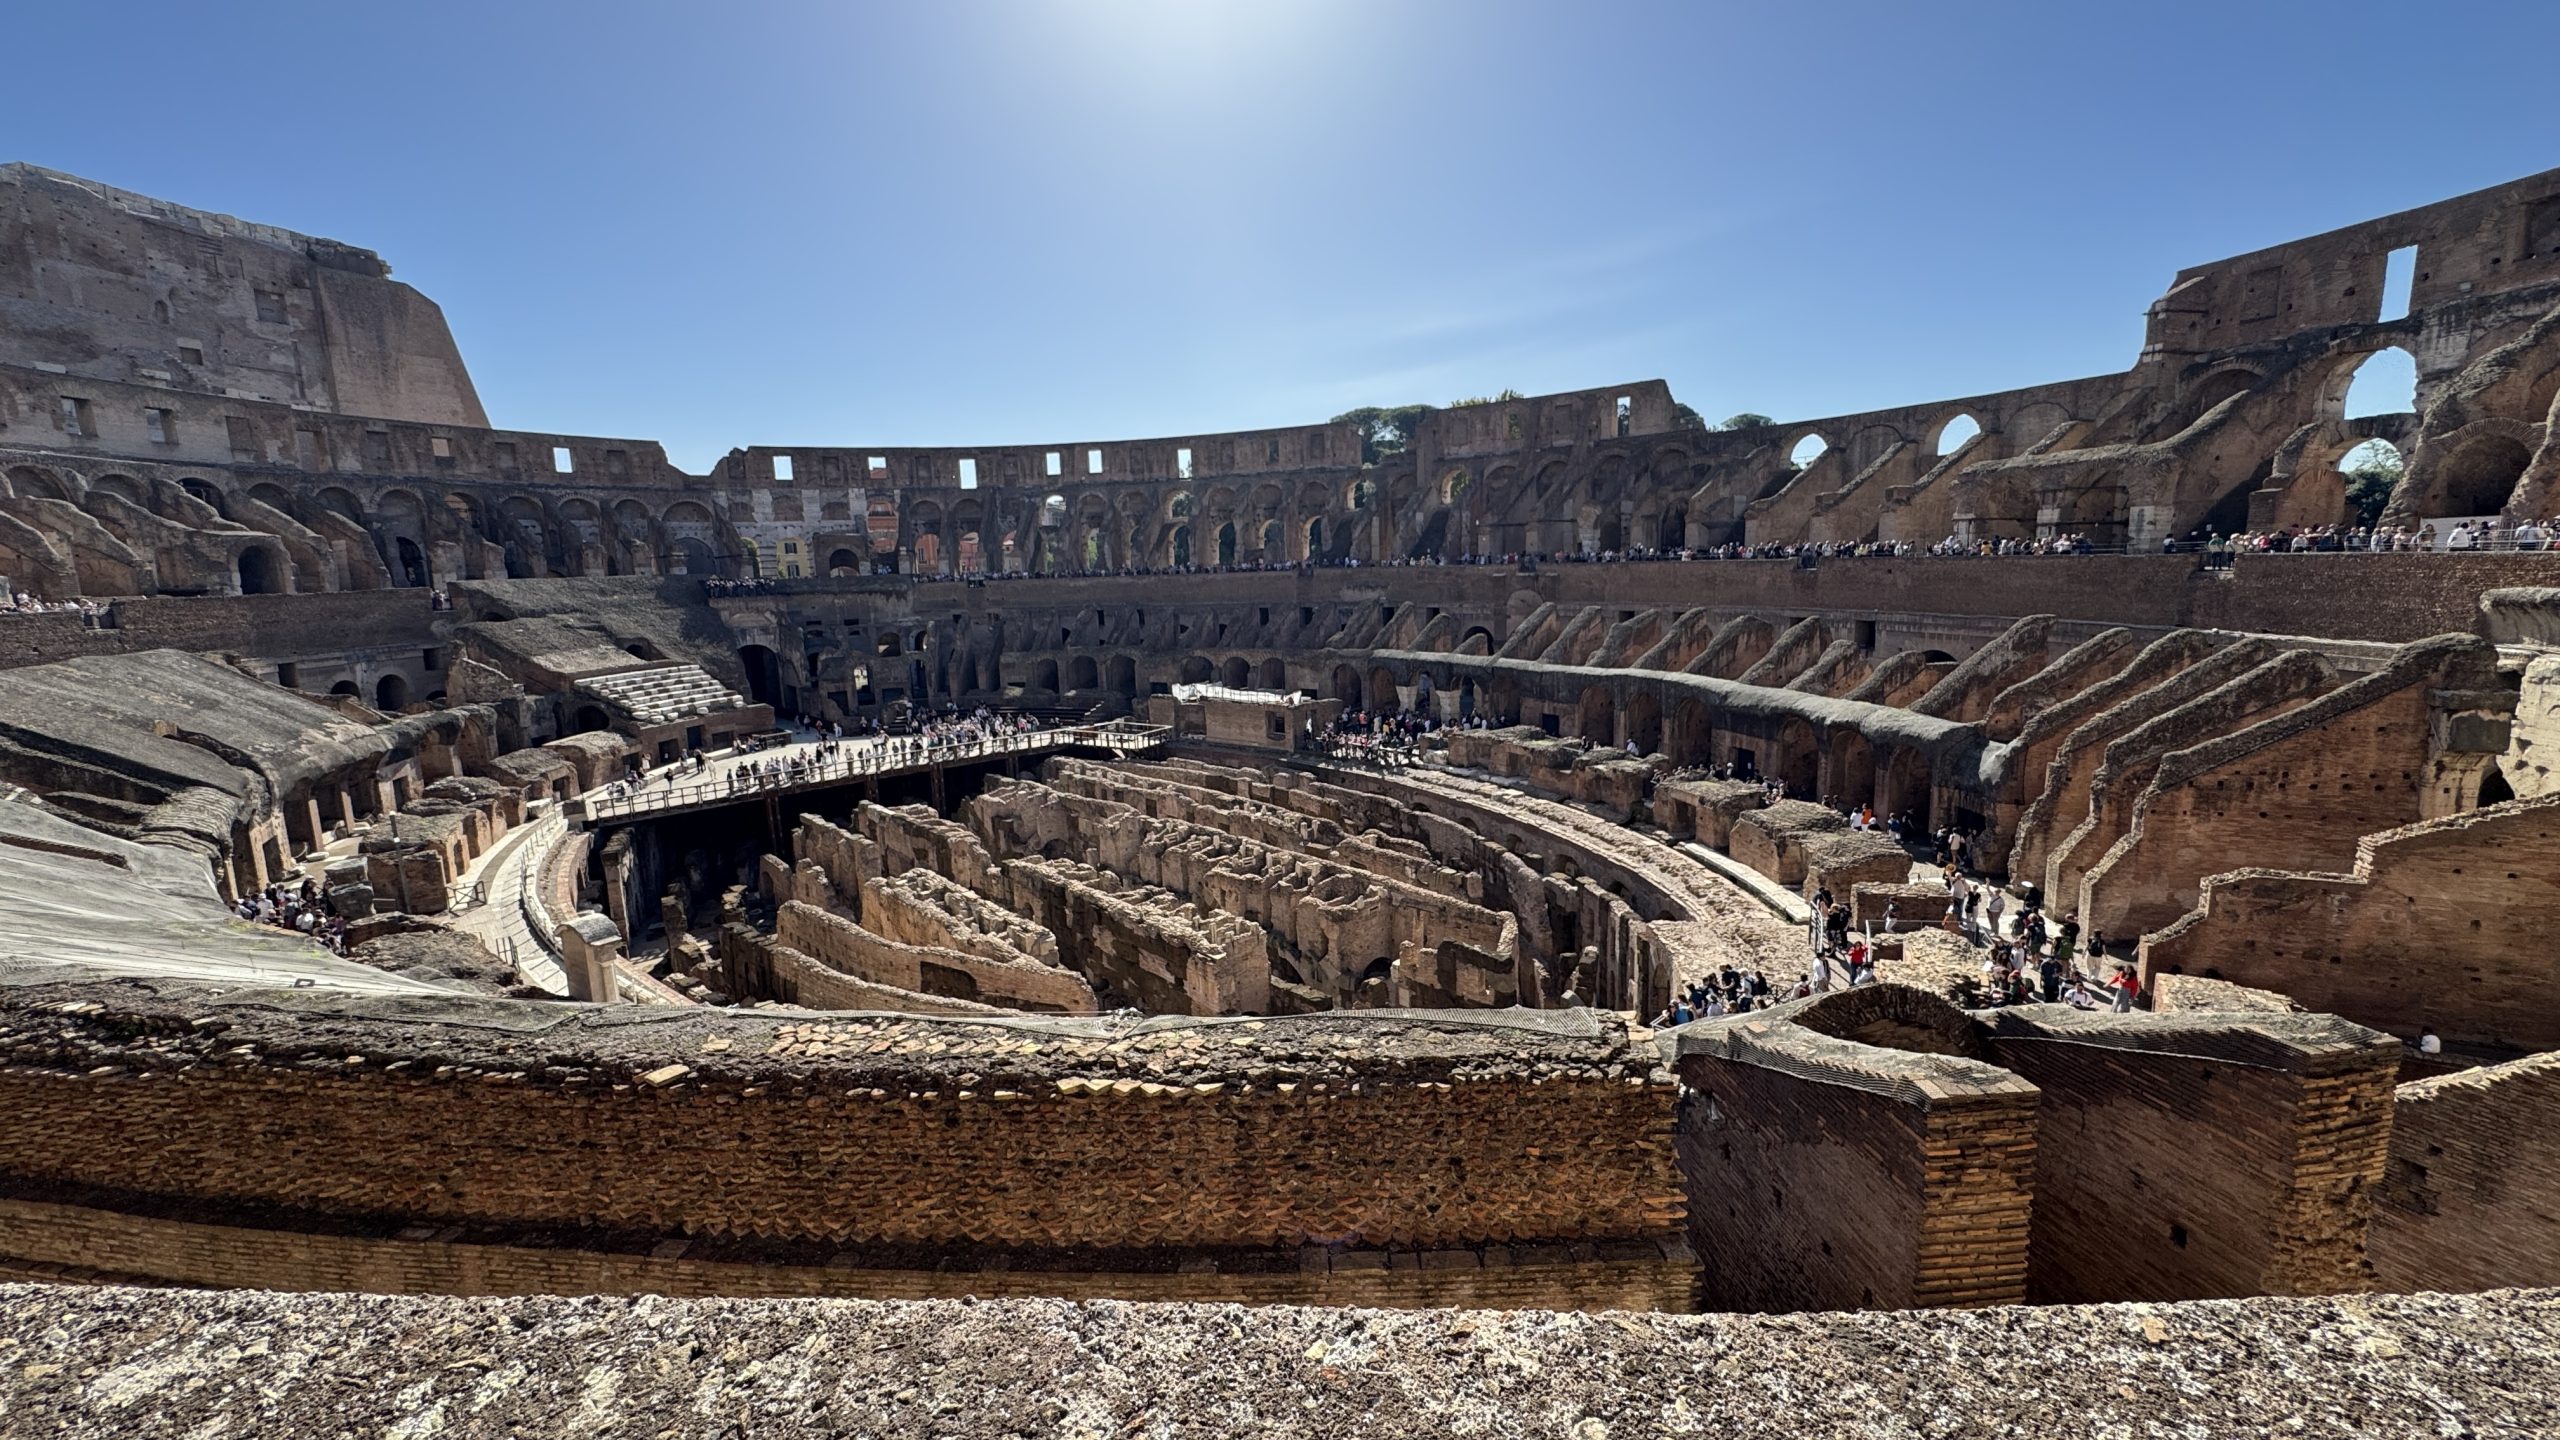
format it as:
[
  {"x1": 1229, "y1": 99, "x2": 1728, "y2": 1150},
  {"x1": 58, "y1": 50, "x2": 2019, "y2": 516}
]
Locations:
[{"x1": 1, "y1": 159, "x2": 2559, "y2": 1434}]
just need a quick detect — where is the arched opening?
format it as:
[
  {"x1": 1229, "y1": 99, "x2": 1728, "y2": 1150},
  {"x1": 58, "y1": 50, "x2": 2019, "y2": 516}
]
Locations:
[
  {"x1": 1305, "y1": 516, "x2": 1325, "y2": 557},
  {"x1": 1106, "y1": 655, "x2": 1137, "y2": 695},
  {"x1": 1257, "y1": 657, "x2": 1286, "y2": 690},
  {"x1": 1671, "y1": 697, "x2": 1713, "y2": 766},
  {"x1": 2339, "y1": 438, "x2": 2405, "y2": 526},
  {"x1": 1775, "y1": 719, "x2": 1820, "y2": 800},
  {"x1": 1789, "y1": 434, "x2": 1830, "y2": 469},
  {"x1": 2184, "y1": 369, "x2": 2259, "y2": 427},
  {"x1": 1625, "y1": 692, "x2": 1662, "y2": 754},
  {"x1": 1260, "y1": 519, "x2": 1284, "y2": 558},
  {"x1": 737, "y1": 645, "x2": 782, "y2": 707},
  {"x1": 1168, "y1": 525, "x2": 1193, "y2": 568},
  {"x1": 1031, "y1": 658, "x2": 1060, "y2": 691},
  {"x1": 572, "y1": 704, "x2": 613, "y2": 734},
  {"x1": 1221, "y1": 656, "x2": 1250, "y2": 688},
  {"x1": 2478, "y1": 766, "x2": 2515, "y2": 808},
  {"x1": 2340, "y1": 348, "x2": 2418, "y2": 419},
  {"x1": 1329, "y1": 665, "x2": 1363, "y2": 708},
  {"x1": 1933, "y1": 413, "x2": 1982, "y2": 457},
  {"x1": 1884, "y1": 746, "x2": 1932, "y2": 829},
  {"x1": 827, "y1": 547, "x2": 860, "y2": 576},
  {"x1": 1577, "y1": 686, "x2": 1615, "y2": 744},
  {"x1": 1216, "y1": 522, "x2": 1237, "y2": 567},
  {"x1": 180, "y1": 477, "x2": 227, "y2": 514},
  {"x1": 1068, "y1": 656, "x2": 1099, "y2": 690},
  {"x1": 1368, "y1": 666, "x2": 1399, "y2": 714},
  {"x1": 237, "y1": 548, "x2": 283, "y2": 596},
  {"x1": 2436, "y1": 436, "x2": 2533, "y2": 517},
  {"x1": 374, "y1": 674, "x2": 412, "y2": 711},
  {"x1": 392, "y1": 536, "x2": 430, "y2": 589},
  {"x1": 329, "y1": 681, "x2": 360, "y2": 698},
  {"x1": 1179, "y1": 656, "x2": 1214, "y2": 685},
  {"x1": 1830, "y1": 729, "x2": 1877, "y2": 810}
]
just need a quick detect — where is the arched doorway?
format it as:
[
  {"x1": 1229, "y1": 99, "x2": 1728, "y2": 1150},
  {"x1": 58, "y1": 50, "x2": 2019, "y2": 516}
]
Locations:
[
  {"x1": 237, "y1": 548, "x2": 283, "y2": 596},
  {"x1": 737, "y1": 645, "x2": 782, "y2": 707},
  {"x1": 1257, "y1": 657, "x2": 1286, "y2": 690},
  {"x1": 1577, "y1": 686, "x2": 1615, "y2": 744},
  {"x1": 1775, "y1": 719, "x2": 1820, "y2": 800},
  {"x1": 1626, "y1": 692, "x2": 1662, "y2": 754},
  {"x1": 1221, "y1": 656, "x2": 1250, "y2": 688},
  {"x1": 1069, "y1": 656, "x2": 1099, "y2": 690},
  {"x1": 1106, "y1": 656, "x2": 1137, "y2": 695},
  {"x1": 1329, "y1": 665, "x2": 1363, "y2": 708},
  {"x1": 374, "y1": 674, "x2": 411, "y2": 711},
  {"x1": 2437, "y1": 436, "x2": 2533, "y2": 517}
]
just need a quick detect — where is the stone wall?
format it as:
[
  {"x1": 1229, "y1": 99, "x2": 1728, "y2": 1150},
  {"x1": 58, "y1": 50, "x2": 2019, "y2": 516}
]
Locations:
[
  {"x1": 1673, "y1": 1017, "x2": 2035, "y2": 1313},
  {"x1": 2140, "y1": 794, "x2": 2560, "y2": 1049},
  {"x1": 1979, "y1": 1009, "x2": 2399, "y2": 1303},
  {"x1": 0, "y1": 984, "x2": 1687, "y2": 1303},
  {"x1": 774, "y1": 900, "x2": 1097, "y2": 1013},
  {"x1": 2373, "y1": 1052, "x2": 2560, "y2": 1293}
]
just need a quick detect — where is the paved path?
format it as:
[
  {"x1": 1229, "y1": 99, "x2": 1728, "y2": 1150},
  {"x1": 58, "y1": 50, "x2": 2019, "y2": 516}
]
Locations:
[{"x1": 449, "y1": 810, "x2": 568, "y2": 993}]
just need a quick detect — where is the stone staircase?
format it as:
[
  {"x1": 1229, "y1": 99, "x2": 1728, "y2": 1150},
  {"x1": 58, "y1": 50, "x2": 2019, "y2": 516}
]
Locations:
[{"x1": 578, "y1": 665, "x2": 745, "y2": 725}]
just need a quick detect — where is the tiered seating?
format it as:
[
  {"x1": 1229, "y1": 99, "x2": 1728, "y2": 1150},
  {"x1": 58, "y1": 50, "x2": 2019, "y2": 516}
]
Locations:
[{"x1": 577, "y1": 665, "x2": 745, "y2": 725}]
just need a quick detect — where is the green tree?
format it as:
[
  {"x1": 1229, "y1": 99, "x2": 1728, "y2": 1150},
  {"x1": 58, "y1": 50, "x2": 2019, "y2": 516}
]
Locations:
[
  {"x1": 1671, "y1": 402, "x2": 1707, "y2": 431},
  {"x1": 1718, "y1": 412, "x2": 1775, "y2": 431},
  {"x1": 1331, "y1": 403, "x2": 1434, "y2": 464},
  {"x1": 1446, "y1": 389, "x2": 1524, "y2": 408},
  {"x1": 2342, "y1": 443, "x2": 2405, "y2": 526}
]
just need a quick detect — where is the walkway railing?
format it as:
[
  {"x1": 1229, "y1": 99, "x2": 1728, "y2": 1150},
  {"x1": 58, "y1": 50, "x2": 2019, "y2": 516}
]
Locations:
[{"x1": 579, "y1": 723, "x2": 1168, "y2": 822}]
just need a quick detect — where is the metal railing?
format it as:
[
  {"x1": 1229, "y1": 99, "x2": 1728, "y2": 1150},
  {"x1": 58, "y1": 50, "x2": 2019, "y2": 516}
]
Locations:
[{"x1": 579, "y1": 723, "x2": 1169, "y2": 821}]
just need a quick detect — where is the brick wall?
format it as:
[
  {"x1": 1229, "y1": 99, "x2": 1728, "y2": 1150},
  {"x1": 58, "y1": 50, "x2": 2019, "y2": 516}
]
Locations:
[
  {"x1": 2141, "y1": 795, "x2": 2560, "y2": 1050},
  {"x1": 1675, "y1": 1047, "x2": 2035, "y2": 1312},
  {"x1": 0, "y1": 1195, "x2": 1697, "y2": 1312},
  {"x1": 1981, "y1": 1013, "x2": 2398, "y2": 1303},
  {"x1": 0, "y1": 990, "x2": 1684, "y2": 1266},
  {"x1": 2372, "y1": 1053, "x2": 2560, "y2": 1293}
]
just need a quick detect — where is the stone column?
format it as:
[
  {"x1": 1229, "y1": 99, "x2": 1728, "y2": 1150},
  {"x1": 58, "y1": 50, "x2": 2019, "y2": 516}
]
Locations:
[{"x1": 558, "y1": 913, "x2": 625, "y2": 1003}]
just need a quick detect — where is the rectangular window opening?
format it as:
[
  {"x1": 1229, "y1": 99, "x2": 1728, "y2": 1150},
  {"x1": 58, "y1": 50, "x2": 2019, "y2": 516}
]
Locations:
[
  {"x1": 552, "y1": 446, "x2": 574, "y2": 473},
  {"x1": 1177, "y1": 446, "x2": 1194, "y2": 478},
  {"x1": 958, "y1": 457, "x2": 979, "y2": 489},
  {"x1": 772, "y1": 454, "x2": 794, "y2": 481},
  {"x1": 1615, "y1": 395, "x2": 1633, "y2": 437},
  {"x1": 178, "y1": 344, "x2": 204, "y2": 366},
  {"x1": 2379, "y1": 246, "x2": 2417, "y2": 322},
  {"x1": 867, "y1": 455, "x2": 888, "y2": 478},
  {"x1": 1087, "y1": 448, "x2": 1103, "y2": 474},
  {"x1": 57, "y1": 396, "x2": 92, "y2": 437},
  {"x1": 254, "y1": 290, "x2": 287, "y2": 324},
  {"x1": 430, "y1": 435, "x2": 454, "y2": 463},
  {"x1": 145, "y1": 408, "x2": 172, "y2": 445},
  {"x1": 1045, "y1": 450, "x2": 1062, "y2": 476}
]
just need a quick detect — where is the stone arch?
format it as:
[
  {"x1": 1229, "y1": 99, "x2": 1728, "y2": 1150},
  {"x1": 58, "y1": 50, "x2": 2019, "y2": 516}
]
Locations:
[
  {"x1": 828, "y1": 547, "x2": 861, "y2": 575},
  {"x1": 1329, "y1": 664, "x2": 1363, "y2": 708},
  {"x1": 2183, "y1": 367, "x2": 2261, "y2": 429},
  {"x1": 1221, "y1": 656, "x2": 1250, "y2": 688},
  {"x1": 1179, "y1": 656, "x2": 1215, "y2": 685},
  {"x1": 1671, "y1": 697, "x2": 1713, "y2": 766},
  {"x1": 4, "y1": 466, "x2": 70, "y2": 503},
  {"x1": 1830, "y1": 728, "x2": 1877, "y2": 810},
  {"x1": 2433, "y1": 434, "x2": 2534, "y2": 517},
  {"x1": 1369, "y1": 665, "x2": 1399, "y2": 713},
  {"x1": 737, "y1": 645, "x2": 782, "y2": 707},
  {"x1": 1625, "y1": 691, "x2": 1662, "y2": 754},
  {"x1": 1883, "y1": 745, "x2": 1933, "y2": 828},
  {"x1": 374, "y1": 673, "x2": 411, "y2": 711},
  {"x1": 1931, "y1": 412, "x2": 1983, "y2": 457},
  {"x1": 1069, "y1": 655, "x2": 1099, "y2": 690},
  {"x1": 1107, "y1": 655, "x2": 1136, "y2": 696},
  {"x1": 1577, "y1": 685, "x2": 1615, "y2": 743},
  {"x1": 1031, "y1": 658, "x2": 1060, "y2": 691},
  {"x1": 1774, "y1": 717, "x2": 1820, "y2": 800},
  {"x1": 1257, "y1": 657, "x2": 1286, "y2": 690},
  {"x1": 237, "y1": 546, "x2": 285, "y2": 596},
  {"x1": 2329, "y1": 346, "x2": 2419, "y2": 422}
]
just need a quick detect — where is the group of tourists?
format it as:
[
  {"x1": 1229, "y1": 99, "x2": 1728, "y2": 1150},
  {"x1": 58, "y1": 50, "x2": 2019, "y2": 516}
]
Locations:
[
  {"x1": 233, "y1": 878, "x2": 349, "y2": 954},
  {"x1": 0, "y1": 590, "x2": 107, "y2": 620},
  {"x1": 1650, "y1": 966, "x2": 1786, "y2": 1026},
  {"x1": 2203, "y1": 518, "x2": 2550, "y2": 557}
]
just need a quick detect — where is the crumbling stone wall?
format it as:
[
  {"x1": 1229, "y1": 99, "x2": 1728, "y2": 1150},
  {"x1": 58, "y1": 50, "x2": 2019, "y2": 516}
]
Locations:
[
  {"x1": 2372, "y1": 1052, "x2": 2560, "y2": 1293},
  {"x1": 2139, "y1": 793, "x2": 2560, "y2": 1050}
]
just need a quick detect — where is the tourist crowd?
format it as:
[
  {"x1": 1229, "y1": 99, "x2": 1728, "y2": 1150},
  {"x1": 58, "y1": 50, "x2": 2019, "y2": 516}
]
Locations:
[
  {"x1": 2196, "y1": 518, "x2": 2548, "y2": 558},
  {"x1": 1, "y1": 591, "x2": 107, "y2": 621},
  {"x1": 233, "y1": 879, "x2": 350, "y2": 955}
]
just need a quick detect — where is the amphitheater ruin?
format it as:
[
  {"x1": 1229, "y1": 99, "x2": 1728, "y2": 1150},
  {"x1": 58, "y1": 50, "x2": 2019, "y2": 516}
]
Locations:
[{"x1": 2, "y1": 159, "x2": 2559, "y2": 1433}]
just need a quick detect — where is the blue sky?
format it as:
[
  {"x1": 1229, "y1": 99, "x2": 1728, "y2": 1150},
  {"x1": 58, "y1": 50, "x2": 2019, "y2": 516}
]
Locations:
[{"x1": 11, "y1": 0, "x2": 2558, "y2": 471}]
